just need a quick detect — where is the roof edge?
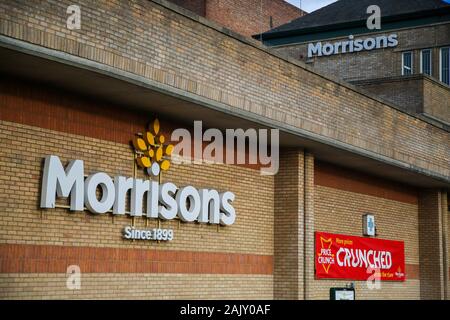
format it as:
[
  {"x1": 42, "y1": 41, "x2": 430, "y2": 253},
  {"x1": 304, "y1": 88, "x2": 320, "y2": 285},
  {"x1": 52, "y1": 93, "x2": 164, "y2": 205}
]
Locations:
[{"x1": 254, "y1": 6, "x2": 450, "y2": 40}]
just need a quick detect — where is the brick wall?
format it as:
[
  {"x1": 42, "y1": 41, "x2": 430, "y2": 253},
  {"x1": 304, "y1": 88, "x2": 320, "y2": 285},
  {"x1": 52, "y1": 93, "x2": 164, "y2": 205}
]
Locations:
[
  {"x1": 273, "y1": 152, "x2": 426, "y2": 300},
  {"x1": 443, "y1": 192, "x2": 449, "y2": 298},
  {"x1": 303, "y1": 153, "x2": 315, "y2": 299},
  {"x1": 447, "y1": 193, "x2": 450, "y2": 298},
  {"x1": 0, "y1": 0, "x2": 448, "y2": 181},
  {"x1": 205, "y1": 0, "x2": 304, "y2": 37},
  {"x1": 1, "y1": 78, "x2": 439, "y2": 299},
  {"x1": 273, "y1": 149, "x2": 304, "y2": 299},
  {"x1": 0, "y1": 273, "x2": 272, "y2": 299},
  {"x1": 0, "y1": 79, "x2": 274, "y2": 299},
  {"x1": 418, "y1": 190, "x2": 446, "y2": 299},
  {"x1": 352, "y1": 76, "x2": 424, "y2": 115},
  {"x1": 166, "y1": 0, "x2": 304, "y2": 37},
  {"x1": 1, "y1": 78, "x2": 449, "y2": 299},
  {"x1": 168, "y1": 0, "x2": 206, "y2": 16},
  {"x1": 352, "y1": 75, "x2": 450, "y2": 124},
  {"x1": 423, "y1": 78, "x2": 450, "y2": 124},
  {"x1": 313, "y1": 161, "x2": 421, "y2": 299}
]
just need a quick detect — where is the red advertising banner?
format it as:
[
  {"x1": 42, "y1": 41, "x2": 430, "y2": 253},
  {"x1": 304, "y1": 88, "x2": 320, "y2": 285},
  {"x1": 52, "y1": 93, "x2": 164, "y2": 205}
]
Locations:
[{"x1": 315, "y1": 232, "x2": 405, "y2": 281}]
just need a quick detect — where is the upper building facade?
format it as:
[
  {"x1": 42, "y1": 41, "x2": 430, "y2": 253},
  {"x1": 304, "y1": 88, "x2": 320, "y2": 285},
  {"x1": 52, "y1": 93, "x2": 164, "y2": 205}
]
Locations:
[
  {"x1": 257, "y1": 0, "x2": 450, "y2": 85},
  {"x1": 256, "y1": 0, "x2": 450, "y2": 126}
]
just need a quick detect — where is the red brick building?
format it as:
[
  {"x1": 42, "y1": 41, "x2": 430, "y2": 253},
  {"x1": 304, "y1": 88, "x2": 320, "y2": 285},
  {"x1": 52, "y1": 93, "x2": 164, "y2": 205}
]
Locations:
[{"x1": 168, "y1": 0, "x2": 305, "y2": 37}]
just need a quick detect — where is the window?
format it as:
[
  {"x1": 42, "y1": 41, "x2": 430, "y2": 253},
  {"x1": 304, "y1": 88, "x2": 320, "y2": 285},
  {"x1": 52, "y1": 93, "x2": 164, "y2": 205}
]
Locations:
[
  {"x1": 420, "y1": 49, "x2": 432, "y2": 76},
  {"x1": 402, "y1": 51, "x2": 413, "y2": 75},
  {"x1": 440, "y1": 47, "x2": 450, "y2": 85}
]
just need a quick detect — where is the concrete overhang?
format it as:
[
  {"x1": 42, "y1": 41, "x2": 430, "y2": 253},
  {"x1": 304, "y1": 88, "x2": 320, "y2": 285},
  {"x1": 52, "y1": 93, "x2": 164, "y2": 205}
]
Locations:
[{"x1": 1, "y1": 36, "x2": 449, "y2": 189}]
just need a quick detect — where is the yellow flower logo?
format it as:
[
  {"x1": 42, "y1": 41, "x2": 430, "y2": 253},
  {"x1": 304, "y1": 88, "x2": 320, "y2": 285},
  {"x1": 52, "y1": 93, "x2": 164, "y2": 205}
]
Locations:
[{"x1": 132, "y1": 119, "x2": 174, "y2": 176}]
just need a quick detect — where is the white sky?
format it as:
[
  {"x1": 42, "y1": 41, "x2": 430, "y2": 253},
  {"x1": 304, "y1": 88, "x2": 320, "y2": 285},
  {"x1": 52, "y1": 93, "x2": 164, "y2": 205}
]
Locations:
[{"x1": 285, "y1": 0, "x2": 338, "y2": 13}]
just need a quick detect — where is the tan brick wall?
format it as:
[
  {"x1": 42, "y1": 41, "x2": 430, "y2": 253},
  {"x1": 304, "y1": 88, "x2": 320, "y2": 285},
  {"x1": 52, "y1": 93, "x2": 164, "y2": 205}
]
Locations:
[
  {"x1": 442, "y1": 191, "x2": 449, "y2": 299},
  {"x1": 304, "y1": 152, "x2": 315, "y2": 300},
  {"x1": 0, "y1": 120, "x2": 274, "y2": 254},
  {"x1": 423, "y1": 78, "x2": 450, "y2": 124},
  {"x1": 353, "y1": 75, "x2": 450, "y2": 124},
  {"x1": 274, "y1": 149, "x2": 304, "y2": 299},
  {"x1": 352, "y1": 76, "x2": 424, "y2": 114},
  {"x1": 418, "y1": 190, "x2": 445, "y2": 299},
  {"x1": 0, "y1": 99, "x2": 446, "y2": 299},
  {"x1": 312, "y1": 162, "x2": 421, "y2": 300},
  {"x1": 0, "y1": 93, "x2": 275, "y2": 299},
  {"x1": 447, "y1": 193, "x2": 450, "y2": 298},
  {"x1": 0, "y1": 274, "x2": 272, "y2": 299},
  {"x1": 312, "y1": 185, "x2": 420, "y2": 299},
  {"x1": 0, "y1": 0, "x2": 448, "y2": 180}
]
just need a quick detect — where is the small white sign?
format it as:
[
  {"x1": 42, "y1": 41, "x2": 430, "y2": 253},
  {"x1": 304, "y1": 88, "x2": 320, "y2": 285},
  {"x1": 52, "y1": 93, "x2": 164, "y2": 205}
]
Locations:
[
  {"x1": 363, "y1": 214, "x2": 376, "y2": 236},
  {"x1": 335, "y1": 290, "x2": 355, "y2": 300},
  {"x1": 123, "y1": 226, "x2": 174, "y2": 241}
]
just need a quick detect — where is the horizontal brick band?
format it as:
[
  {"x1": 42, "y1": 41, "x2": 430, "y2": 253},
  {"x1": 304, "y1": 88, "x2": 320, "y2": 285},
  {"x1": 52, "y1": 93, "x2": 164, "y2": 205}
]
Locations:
[
  {"x1": 0, "y1": 244, "x2": 419, "y2": 279},
  {"x1": 0, "y1": 79, "x2": 163, "y2": 146},
  {"x1": 0, "y1": 244, "x2": 273, "y2": 275},
  {"x1": 315, "y1": 161, "x2": 418, "y2": 205}
]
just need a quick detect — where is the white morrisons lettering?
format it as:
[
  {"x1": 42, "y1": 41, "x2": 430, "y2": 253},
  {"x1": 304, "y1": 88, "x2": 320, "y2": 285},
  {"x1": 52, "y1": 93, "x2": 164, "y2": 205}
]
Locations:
[
  {"x1": 307, "y1": 34, "x2": 398, "y2": 58},
  {"x1": 40, "y1": 155, "x2": 236, "y2": 225}
]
